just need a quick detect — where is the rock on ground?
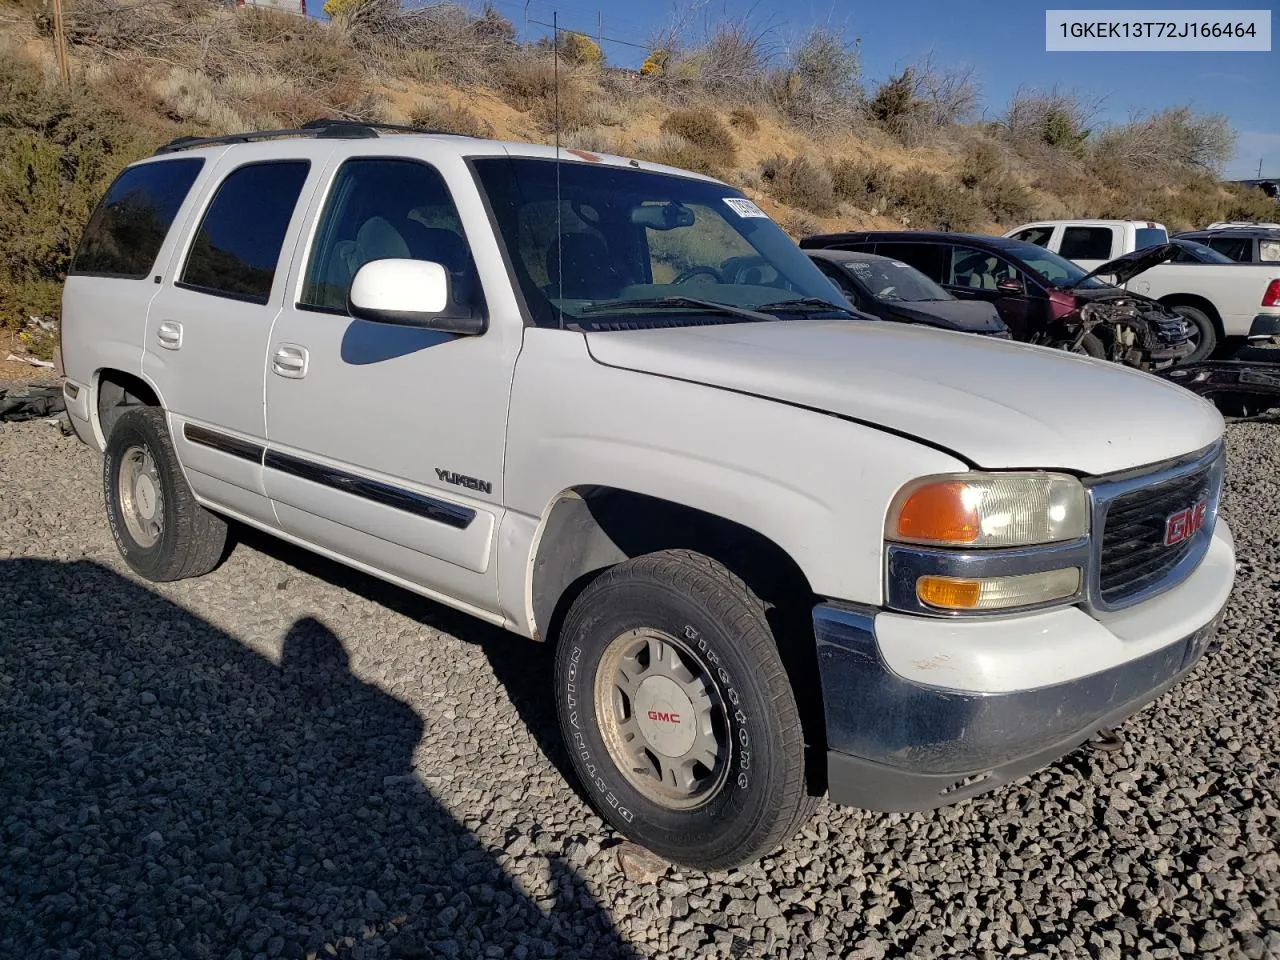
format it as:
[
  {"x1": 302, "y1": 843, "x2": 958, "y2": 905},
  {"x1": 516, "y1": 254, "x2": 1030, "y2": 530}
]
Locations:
[{"x1": 1, "y1": 417, "x2": 1278, "y2": 960}]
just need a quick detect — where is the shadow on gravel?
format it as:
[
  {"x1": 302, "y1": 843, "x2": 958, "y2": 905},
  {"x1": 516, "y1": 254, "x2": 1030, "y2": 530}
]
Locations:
[
  {"x1": 229, "y1": 527, "x2": 589, "y2": 804},
  {"x1": 0, "y1": 558, "x2": 637, "y2": 960}
]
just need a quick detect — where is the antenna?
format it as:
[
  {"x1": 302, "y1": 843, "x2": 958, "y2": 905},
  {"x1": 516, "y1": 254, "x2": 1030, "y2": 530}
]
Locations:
[
  {"x1": 554, "y1": 9, "x2": 564, "y2": 329},
  {"x1": 1260, "y1": 156, "x2": 1265, "y2": 179}
]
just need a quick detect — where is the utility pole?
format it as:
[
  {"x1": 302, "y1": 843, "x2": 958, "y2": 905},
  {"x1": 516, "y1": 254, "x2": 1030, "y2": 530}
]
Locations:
[{"x1": 51, "y1": 0, "x2": 70, "y2": 87}]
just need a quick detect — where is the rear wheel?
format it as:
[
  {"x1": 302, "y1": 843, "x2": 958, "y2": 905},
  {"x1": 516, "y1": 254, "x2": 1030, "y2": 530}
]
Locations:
[
  {"x1": 104, "y1": 407, "x2": 228, "y2": 582},
  {"x1": 554, "y1": 549, "x2": 814, "y2": 870}
]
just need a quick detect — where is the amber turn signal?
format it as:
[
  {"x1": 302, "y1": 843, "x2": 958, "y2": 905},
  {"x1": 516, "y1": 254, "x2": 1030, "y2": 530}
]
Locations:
[
  {"x1": 895, "y1": 481, "x2": 980, "y2": 545},
  {"x1": 916, "y1": 568, "x2": 1082, "y2": 611}
]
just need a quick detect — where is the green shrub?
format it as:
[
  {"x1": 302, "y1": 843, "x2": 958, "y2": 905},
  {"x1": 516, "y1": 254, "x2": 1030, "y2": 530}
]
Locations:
[{"x1": 759, "y1": 155, "x2": 836, "y2": 215}]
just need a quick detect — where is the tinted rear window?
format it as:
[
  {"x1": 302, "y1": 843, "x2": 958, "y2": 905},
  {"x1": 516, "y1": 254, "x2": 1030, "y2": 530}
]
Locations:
[
  {"x1": 180, "y1": 160, "x2": 311, "y2": 304},
  {"x1": 70, "y1": 158, "x2": 204, "y2": 279},
  {"x1": 1134, "y1": 227, "x2": 1168, "y2": 251}
]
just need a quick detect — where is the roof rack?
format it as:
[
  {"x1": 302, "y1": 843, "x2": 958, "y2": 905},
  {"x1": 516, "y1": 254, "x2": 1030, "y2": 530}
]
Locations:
[{"x1": 153, "y1": 118, "x2": 454, "y2": 156}]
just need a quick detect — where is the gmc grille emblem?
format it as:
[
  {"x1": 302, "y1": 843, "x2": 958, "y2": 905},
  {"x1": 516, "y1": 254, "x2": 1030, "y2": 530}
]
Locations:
[{"x1": 1164, "y1": 499, "x2": 1208, "y2": 547}]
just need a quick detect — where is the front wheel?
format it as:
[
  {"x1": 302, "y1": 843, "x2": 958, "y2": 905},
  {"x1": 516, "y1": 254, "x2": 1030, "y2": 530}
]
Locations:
[
  {"x1": 554, "y1": 549, "x2": 814, "y2": 871},
  {"x1": 1168, "y1": 304, "x2": 1217, "y2": 364}
]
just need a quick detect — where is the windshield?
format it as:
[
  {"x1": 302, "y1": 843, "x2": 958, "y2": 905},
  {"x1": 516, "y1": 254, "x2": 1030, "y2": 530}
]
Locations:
[
  {"x1": 839, "y1": 257, "x2": 951, "y2": 301},
  {"x1": 995, "y1": 238, "x2": 1111, "y2": 288},
  {"x1": 470, "y1": 157, "x2": 847, "y2": 327}
]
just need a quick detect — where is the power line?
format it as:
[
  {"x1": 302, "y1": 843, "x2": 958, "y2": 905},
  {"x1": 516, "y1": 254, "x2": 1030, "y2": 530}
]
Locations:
[{"x1": 527, "y1": 15, "x2": 649, "y2": 50}]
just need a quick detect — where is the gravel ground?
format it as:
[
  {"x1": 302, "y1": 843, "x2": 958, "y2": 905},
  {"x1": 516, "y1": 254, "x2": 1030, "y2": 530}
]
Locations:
[{"x1": 1, "y1": 416, "x2": 1278, "y2": 960}]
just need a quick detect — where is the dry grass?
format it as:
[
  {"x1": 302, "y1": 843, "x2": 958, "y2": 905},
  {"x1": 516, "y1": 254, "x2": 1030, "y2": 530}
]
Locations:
[{"x1": 407, "y1": 101, "x2": 493, "y2": 138}]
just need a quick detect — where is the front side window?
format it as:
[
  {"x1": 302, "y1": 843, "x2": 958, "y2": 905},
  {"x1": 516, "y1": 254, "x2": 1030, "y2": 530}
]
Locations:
[
  {"x1": 471, "y1": 157, "x2": 846, "y2": 328},
  {"x1": 1059, "y1": 226, "x2": 1114, "y2": 261},
  {"x1": 301, "y1": 158, "x2": 476, "y2": 312},
  {"x1": 948, "y1": 246, "x2": 1023, "y2": 292},
  {"x1": 997, "y1": 239, "x2": 1108, "y2": 289},
  {"x1": 180, "y1": 160, "x2": 310, "y2": 304},
  {"x1": 71, "y1": 158, "x2": 204, "y2": 279}
]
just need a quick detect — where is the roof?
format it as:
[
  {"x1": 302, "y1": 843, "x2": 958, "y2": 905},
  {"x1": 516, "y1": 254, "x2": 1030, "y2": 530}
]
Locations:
[
  {"x1": 1176, "y1": 227, "x2": 1280, "y2": 237},
  {"x1": 801, "y1": 229, "x2": 1017, "y2": 249},
  {"x1": 805, "y1": 249, "x2": 892, "y2": 263},
  {"x1": 145, "y1": 119, "x2": 725, "y2": 185}
]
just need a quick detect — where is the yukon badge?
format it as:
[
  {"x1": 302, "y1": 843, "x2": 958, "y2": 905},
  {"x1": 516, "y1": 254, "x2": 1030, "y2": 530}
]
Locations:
[
  {"x1": 436, "y1": 468, "x2": 492, "y2": 495},
  {"x1": 1164, "y1": 499, "x2": 1208, "y2": 547}
]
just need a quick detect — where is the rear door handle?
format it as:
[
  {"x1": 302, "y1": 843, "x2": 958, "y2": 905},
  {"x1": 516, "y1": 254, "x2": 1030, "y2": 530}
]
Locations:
[
  {"x1": 157, "y1": 320, "x2": 183, "y2": 350},
  {"x1": 272, "y1": 343, "x2": 309, "y2": 379}
]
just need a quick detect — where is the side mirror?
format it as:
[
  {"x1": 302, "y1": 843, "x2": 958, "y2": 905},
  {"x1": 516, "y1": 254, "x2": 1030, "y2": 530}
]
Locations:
[
  {"x1": 996, "y1": 278, "x2": 1022, "y2": 293},
  {"x1": 347, "y1": 259, "x2": 485, "y2": 335}
]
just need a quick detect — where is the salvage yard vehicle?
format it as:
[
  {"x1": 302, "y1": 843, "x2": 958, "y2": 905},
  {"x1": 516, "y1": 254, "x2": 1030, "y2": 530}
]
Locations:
[
  {"x1": 806, "y1": 249, "x2": 1009, "y2": 336},
  {"x1": 1004, "y1": 219, "x2": 1280, "y2": 360},
  {"x1": 60, "y1": 120, "x2": 1236, "y2": 870},
  {"x1": 799, "y1": 230, "x2": 1196, "y2": 369}
]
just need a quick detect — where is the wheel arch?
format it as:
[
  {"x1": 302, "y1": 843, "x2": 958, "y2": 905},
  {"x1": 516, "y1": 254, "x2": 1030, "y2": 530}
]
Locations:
[
  {"x1": 94, "y1": 368, "x2": 165, "y2": 449},
  {"x1": 530, "y1": 484, "x2": 830, "y2": 790},
  {"x1": 1156, "y1": 293, "x2": 1225, "y2": 340}
]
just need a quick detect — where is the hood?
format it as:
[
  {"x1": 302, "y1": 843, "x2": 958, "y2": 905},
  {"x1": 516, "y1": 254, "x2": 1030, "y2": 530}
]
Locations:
[
  {"x1": 879, "y1": 298, "x2": 1008, "y2": 334},
  {"x1": 584, "y1": 320, "x2": 1223, "y2": 476},
  {"x1": 1071, "y1": 242, "x2": 1181, "y2": 287}
]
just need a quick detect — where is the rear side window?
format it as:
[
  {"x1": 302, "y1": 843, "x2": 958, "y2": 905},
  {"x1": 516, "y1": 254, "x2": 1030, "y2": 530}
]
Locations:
[
  {"x1": 1133, "y1": 227, "x2": 1169, "y2": 251},
  {"x1": 1010, "y1": 226, "x2": 1053, "y2": 247},
  {"x1": 71, "y1": 158, "x2": 204, "y2": 279},
  {"x1": 1059, "y1": 227, "x2": 1114, "y2": 260},
  {"x1": 180, "y1": 160, "x2": 311, "y2": 304},
  {"x1": 1206, "y1": 236, "x2": 1252, "y2": 262},
  {"x1": 874, "y1": 242, "x2": 946, "y2": 282}
]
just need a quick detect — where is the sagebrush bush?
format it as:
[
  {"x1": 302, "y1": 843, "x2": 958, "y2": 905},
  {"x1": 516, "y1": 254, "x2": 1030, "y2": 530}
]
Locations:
[
  {"x1": 659, "y1": 108, "x2": 736, "y2": 162},
  {"x1": 728, "y1": 107, "x2": 759, "y2": 135},
  {"x1": 408, "y1": 101, "x2": 492, "y2": 137},
  {"x1": 630, "y1": 134, "x2": 724, "y2": 178},
  {"x1": 759, "y1": 155, "x2": 836, "y2": 216},
  {"x1": 889, "y1": 169, "x2": 984, "y2": 231}
]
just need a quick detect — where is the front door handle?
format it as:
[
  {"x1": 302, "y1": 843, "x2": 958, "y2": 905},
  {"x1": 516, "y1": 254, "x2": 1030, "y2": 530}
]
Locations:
[
  {"x1": 157, "y1": 320, "x2": 183, "y2": 350},
  {"x1": 272, "y1": 343, "x2": 309, "y2": 379}
]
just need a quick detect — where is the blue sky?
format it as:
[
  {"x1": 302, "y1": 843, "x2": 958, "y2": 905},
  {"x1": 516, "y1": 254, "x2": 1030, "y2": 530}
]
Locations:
[{"x1": 380, "y1": 0, "x2": 1278, "y2": 177}]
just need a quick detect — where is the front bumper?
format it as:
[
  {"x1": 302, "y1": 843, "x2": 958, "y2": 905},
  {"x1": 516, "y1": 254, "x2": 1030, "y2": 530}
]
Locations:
[{"x1": 815, "y1": 521, "x2": 1234, "y2": 812}]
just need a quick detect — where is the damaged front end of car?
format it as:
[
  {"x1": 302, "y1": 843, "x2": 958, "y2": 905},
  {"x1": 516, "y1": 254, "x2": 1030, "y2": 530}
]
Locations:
[{"x1": 1075, "y1": 296, "x2": 1195, "y2": 369}]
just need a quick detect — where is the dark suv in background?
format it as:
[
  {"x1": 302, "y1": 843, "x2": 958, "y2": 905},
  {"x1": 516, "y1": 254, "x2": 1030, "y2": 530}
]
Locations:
[{"x1": 1173, "y1": 227, "x2": 1280, "y2": 265}]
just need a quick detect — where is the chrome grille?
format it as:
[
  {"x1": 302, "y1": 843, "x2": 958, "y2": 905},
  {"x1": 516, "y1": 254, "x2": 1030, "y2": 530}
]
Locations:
[{"x1": 1088, "y1": 444, "x2": 1224, "y2": 611}]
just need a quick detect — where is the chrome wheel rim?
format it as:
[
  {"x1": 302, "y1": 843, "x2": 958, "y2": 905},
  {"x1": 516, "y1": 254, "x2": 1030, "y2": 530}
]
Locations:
[
  {"x1": 594, "y1": 628, "x2": 730, "y2": 809},
  {"x1": 118, "y1": 443, "x2": 163, "y2": 548}
]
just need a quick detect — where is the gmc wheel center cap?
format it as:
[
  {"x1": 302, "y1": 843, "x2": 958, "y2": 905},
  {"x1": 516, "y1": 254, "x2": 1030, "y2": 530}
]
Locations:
[{"x1": 634, "y1": 676, "x2": 696, "y2": 757}]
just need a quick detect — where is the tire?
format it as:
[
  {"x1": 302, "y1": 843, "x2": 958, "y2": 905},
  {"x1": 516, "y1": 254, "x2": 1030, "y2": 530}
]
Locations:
[
  {"x1": 103, "y1": 406, "x2": 228, "y2": 582},
  {"x1": 1168, "y1": 304, "x2": 1217, "y2": 364},
  {"x1": 554, "y1": 549, "x2": 815, "y2": 870},
  {"x1": 1074, "y1": 332, "x2": 1106, "y2": 359}
]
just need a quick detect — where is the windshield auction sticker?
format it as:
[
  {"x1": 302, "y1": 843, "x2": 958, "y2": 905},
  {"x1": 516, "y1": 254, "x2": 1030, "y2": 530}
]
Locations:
[
  {"x1": 723, "y1": 198, "x2": 770, "y2": 219},
  {"x1": 1046, "y1": 9, "x2": 1270, "y2": 50}
]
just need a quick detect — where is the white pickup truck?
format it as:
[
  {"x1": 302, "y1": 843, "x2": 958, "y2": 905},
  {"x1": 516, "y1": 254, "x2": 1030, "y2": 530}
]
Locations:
[
  {"x1": 1005, "y1": 219, "x2": 1280, "y2": 361},
  {"x1": 59, "y1": 122, "x2": 1235, "y2": 869}
]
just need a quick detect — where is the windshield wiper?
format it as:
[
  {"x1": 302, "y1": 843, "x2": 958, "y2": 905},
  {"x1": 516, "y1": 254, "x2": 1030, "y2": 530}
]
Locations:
[
  {"x1": 576, "y1": 296, "x2": 776, "y2": 323},
  {"x1": 754, "y1": 297, "x2": 862, "y2": 317}
]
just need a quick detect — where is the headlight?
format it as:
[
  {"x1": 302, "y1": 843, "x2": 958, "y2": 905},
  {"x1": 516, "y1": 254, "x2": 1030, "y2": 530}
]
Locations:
[{"x1": 887, "y1": 472, "x2": 1089, "y2": 548}]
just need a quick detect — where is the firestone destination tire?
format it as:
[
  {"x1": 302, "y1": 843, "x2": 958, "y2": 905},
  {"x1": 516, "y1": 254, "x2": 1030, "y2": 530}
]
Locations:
[{"x1": 554, "y1": 549, "x2": 814, "y2": 871}]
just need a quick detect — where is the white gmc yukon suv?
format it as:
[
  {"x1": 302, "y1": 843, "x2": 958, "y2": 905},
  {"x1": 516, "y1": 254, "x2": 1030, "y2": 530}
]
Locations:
[{"x1": 59, "y1": 121, "x2": 1236, "y2": 870}]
